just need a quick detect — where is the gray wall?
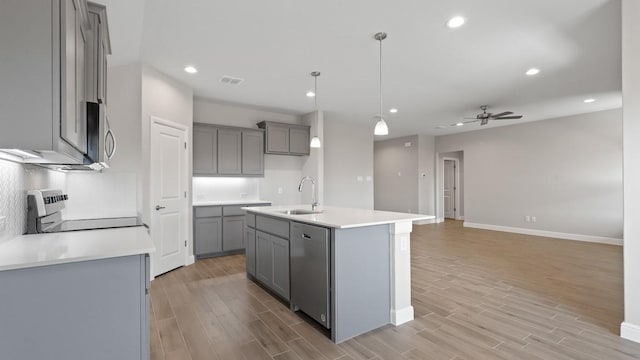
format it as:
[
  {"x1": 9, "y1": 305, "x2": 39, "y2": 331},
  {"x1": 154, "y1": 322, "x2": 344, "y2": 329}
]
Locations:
[
  {"x1": 418, "y1": 135, "x2": 436, "y2": 217},
  {"x1": 324, "y1": 113, "x2": 374, "y2": 209},
  {"x1": 622, "y1": 0, "x2": 640, "y2": 341},
  {"x1": 374, "y1": 135, "x2": 419, "y2": 213},
  {"x1": 436, "y1": 109, "x2": 623, "y2": 239}
]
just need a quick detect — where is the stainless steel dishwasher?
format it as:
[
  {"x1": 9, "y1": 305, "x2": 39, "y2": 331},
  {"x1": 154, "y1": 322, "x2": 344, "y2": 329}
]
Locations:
[{"x1": 290, "y1": 221, "x2": 331, "y2": 329}]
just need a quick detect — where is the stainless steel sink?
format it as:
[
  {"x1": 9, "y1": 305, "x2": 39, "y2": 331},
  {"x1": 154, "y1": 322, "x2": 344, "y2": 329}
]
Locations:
[{"x1": 276, "y1": 209, "x2": 323, "y2": 215}]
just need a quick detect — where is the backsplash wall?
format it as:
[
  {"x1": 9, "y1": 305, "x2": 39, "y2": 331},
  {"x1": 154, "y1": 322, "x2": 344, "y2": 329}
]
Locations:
[{"x1": 193, "y1": 177, "x2": 260, "y2": 202}]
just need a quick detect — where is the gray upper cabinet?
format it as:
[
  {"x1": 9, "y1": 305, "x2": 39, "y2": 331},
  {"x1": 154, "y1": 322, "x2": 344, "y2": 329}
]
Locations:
[
  {"x1": 86, "y1": 2, "x2": 111, "y2": 106},
  {"x1": 193, "y1": 124, "x2": 264, "y2": 177},
  {"x1": 265, "y1": 123, "x2": 290, "y2": 153},
  {"x1": 61, "y1": 0, "x2": 89, "y2": 154},
  {"x1": 218, "y1": 128, "x2": 242, "y2": 175},
  {"x1": 258, "y1": 121, "x2": 310, "y2": 156},
  {"x1": 0, "y1": 0, "x2": 98, "y2": 164},
  {"x1": 289, "y1": 126, "x2": 310, "y2": 155},
  {"x1": 193, "y1": 125, "x2": 217, "y2": 175},
  {"x1": 242, "y1": 130, "x2": 264, "y2": 175}
]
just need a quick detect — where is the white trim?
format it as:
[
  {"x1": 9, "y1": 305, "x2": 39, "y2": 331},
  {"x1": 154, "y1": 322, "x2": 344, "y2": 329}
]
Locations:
[
  {"x1": 456, "y1": 216, "x2": 464, "y2": 221},
  {"x1": 463, "y1": 222, "x2": 623, "y2": 246},
  {"x1": 186, "y1": 255, "x2": 195, "y2": 266},
  {"x1": 391, "y1": 306, "x2": 415, "y2": 326},
  {"x1": 414, "y1": 219, "x2": 437, "y2": 225},
  {"x1": 621, "y1": 322, "x2": 640, "y2": 343},
  {"x1": 442, "y1": 157, "x2": 460, "y2": 220},
  {"x1": 436, "y1": 217, "x2": 445, "y2": 223}
]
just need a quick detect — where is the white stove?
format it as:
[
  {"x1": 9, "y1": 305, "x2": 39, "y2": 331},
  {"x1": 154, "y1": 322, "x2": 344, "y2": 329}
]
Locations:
[{"x1": 26, "y1": 189, "x2": 143, "y2": 234}]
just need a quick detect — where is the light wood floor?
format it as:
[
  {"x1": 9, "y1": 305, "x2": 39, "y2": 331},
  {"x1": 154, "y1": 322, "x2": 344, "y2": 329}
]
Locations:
[{"x1": 150, "y1": 220, "x2": 640, "y2": 359}]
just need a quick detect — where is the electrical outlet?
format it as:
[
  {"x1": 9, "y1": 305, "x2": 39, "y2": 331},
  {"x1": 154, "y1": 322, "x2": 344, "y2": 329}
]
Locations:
[
  {"x1": 531, "y1": 216, "x2": 537, "y2": 223},
  {"x1": 240, "y1": 193, "x2": 248, "y2": 199},
  {"x1": 356, "y1": 176, "x2": 364, "y2": 182},
  {"x1": 525, "y1": 215, "x2": 531, "y2": 222},
  {"x1": 277, "y1": 187, "x2": 283, "y2": 195},
  {"x1": 366, "y1": 176, "x2": 372, "y2": 182},
  {"x1": 397, "y1": 171, "x2": 402, "y2": 177}
]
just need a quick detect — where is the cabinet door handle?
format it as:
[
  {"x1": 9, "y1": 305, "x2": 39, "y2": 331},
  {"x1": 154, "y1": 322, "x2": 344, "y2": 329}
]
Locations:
[{"x1": 302, "y1": 233, "x2": 311, "y2": 239}]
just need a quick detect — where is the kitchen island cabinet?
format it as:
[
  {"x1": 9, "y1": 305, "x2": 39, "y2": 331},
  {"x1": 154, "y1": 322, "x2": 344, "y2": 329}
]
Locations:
[
  {"x1": 0, "y1": 226, "x2": 154, "y2": 360},
  {"x1": 243, "y1": 205, "x2": 433, "y2": 343}
]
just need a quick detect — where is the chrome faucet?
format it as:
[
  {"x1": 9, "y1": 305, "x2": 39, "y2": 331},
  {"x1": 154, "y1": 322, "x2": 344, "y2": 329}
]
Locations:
[{"x1": 298, "y1": 176, "x2": 318, "y2": 211}]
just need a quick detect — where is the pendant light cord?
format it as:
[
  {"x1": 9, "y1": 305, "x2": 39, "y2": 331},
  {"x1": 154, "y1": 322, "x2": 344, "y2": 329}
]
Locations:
[
  {"x1": 315, "y1": 75, "x2": 318, "y2": 123},
  {"x1": 379, "y1": 36, "x2": 383, "y2": 118}
]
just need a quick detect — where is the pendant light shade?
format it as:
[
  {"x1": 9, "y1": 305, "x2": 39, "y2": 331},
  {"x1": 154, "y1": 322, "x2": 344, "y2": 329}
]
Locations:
[
  {"x1": 310, "y1": 71, "x2": 322, "y2": 148},
  {"x1": 374, "y1": 32, "x2": 389, "y2": 136},
  {"x1": 374, "y1": 116, "x2": 389, "y2": 136}
]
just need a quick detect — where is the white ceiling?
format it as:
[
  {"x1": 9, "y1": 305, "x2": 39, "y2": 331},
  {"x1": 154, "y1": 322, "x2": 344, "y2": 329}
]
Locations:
[{"x1": 101, "y1": 0, "x2": 622, "y2": 137}]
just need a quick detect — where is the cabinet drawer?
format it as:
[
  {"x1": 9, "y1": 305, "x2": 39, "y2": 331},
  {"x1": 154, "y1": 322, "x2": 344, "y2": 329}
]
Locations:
[
  {"x1": 246, "y1": 213, "x2": 256, "y2": 228},
  {"x1": 256, "y1": 215, "x2": 289, "y2": 239},
  {"x1": 223, "y1": 206, "x2": 245, "y2": 216},
  {"x1": 195, "y1": 206, "x2": 222, "y2": 218}
]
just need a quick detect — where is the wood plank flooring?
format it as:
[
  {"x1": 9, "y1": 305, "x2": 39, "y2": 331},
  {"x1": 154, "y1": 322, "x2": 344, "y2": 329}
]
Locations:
[{"x1": 150, "y1": 220, "x2": 640, "y2": 359}]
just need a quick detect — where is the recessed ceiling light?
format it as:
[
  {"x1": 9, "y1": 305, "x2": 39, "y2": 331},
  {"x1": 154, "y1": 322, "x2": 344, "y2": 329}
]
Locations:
[
  {"x1": 306, "y1": 91, "x2": 315, "y2": 97},
  {"x1": 389, "y1": 108, "x2": 398, "y2": 113},
  {"x1": 584, "y1": 98, "x2": 596, "y2": 103},
  {"x1": 446, "y1": 16, "x2": 466, "y2": 29},
  {"x1": 526, "y1": 68, "x2": 540, "y2": 76},
  {"x1": 455, "y1": 122, "x2": 464, "y2": 127},
  {"x1": 184, "y1": 66, "x2": 197, "y2": 74}
]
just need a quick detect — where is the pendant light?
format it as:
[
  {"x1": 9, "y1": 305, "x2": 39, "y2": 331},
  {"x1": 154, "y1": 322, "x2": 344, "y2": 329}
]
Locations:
[
  {"x1": 374, "y1": 32, "x2": 389, "y2": 136},
  {"x1": 310, "y1": 71, "x2": 322, "y2": 148}
]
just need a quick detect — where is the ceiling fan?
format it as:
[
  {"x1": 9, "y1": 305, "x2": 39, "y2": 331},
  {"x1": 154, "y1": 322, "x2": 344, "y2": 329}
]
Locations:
[{"x1": 459, "y1": 105, "x2": 523, "y2": 126}]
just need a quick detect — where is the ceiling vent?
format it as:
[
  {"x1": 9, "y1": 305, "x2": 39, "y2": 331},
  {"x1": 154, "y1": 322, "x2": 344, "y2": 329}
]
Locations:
[{"x1": 220, "y1": 76, "x2": 244, "y2": 85}]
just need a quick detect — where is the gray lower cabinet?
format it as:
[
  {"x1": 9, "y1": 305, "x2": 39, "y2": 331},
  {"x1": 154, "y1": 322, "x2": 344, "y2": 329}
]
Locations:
[
  {"x1": 246, "y1": 227, "x2": 256, "y2": 276},
  {"x1": 0, "y1": 254, "x2": 150, "y2": 360},
  {"x1": 223, "y1": 215, "x2": 246, "y2": 251},
  {"x1": 195, "y1": 204, "x2": 269, "y2": 258},
  {"x1": 195, "y1": 217, "x2": 222, "y2": 255},
  {"x1": 250, "y1": 214, "x2": 290, "y2": 300}
]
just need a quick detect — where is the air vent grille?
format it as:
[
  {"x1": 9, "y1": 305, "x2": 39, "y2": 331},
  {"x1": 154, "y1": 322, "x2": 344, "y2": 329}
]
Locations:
[{"x1": 220, "y1": 76, "x2": 244, "y2": 85}]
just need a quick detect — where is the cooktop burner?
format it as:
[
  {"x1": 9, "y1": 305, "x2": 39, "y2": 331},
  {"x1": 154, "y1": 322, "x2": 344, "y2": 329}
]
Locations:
[{"x1": 41, "y1": 217, "x2": 144, "y2": 233}]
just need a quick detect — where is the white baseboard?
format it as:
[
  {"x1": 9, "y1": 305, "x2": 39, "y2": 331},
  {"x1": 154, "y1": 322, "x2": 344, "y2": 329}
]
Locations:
[
  {"x1": 463, "y1": 222, "x2": 623, "y2": 246},
  {"x1": 186, "y1": 255, "x2": 195, "y2": 266},
  {"x1": 621, "y1": 322, "x2": 640, "y2": 343},
  {"x1": 436, "y1": 218, "x2": 445, "y2": 223},
  {"x1": 391, "y1": 306, "x2": 414, "y2": 326},
  {"x1": 456, "y1": 216, "x2": 464, "y2": 221},
  {"x1": 415, "y1": 218, "x2": 437, "y2": 225}
]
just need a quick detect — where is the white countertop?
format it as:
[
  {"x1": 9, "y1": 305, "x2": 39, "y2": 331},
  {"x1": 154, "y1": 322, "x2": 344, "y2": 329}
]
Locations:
[
  {"x1": 0, "y1": 226, "x2": 155, "y2": 272},
  {"x1": 243, "y1": 205, "x2": 434, "y2": 229},
  {"x1": 193, "y1": 200, "x2": 272, "y2": 207}
]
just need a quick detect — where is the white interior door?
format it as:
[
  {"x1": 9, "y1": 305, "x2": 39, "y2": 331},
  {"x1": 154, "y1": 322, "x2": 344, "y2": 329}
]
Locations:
[
  {"x1": 150, "y1": 118, "x2": 187, "y2": 276},
  {"x1": 444, "y1": 160, "x2": 456, "y2": 219}
]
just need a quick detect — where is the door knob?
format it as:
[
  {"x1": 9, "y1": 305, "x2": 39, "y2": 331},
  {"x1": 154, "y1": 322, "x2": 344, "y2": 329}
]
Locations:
[{"x1": 155, "y1": 205, "x2": 166, "y2": 211}]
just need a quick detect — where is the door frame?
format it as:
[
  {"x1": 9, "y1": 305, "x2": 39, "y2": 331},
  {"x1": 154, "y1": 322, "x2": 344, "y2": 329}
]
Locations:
[
  {"x1": 437, "y1": 155, "x2": 461, "y2": 222},
  {"x1": 149, "y1": 116, "x2": 191, "y2": 277}
]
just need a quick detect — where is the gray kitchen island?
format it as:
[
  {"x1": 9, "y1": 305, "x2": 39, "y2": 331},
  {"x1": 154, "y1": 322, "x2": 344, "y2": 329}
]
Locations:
[{"x1": 243, "y1": 205, "x2": 433, "y2": 343}]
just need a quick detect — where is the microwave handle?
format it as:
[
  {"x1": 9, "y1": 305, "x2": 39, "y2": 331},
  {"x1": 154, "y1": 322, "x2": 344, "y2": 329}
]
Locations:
[{"x1": 105, "y1": 128, "x2": 117, "y2": 160}]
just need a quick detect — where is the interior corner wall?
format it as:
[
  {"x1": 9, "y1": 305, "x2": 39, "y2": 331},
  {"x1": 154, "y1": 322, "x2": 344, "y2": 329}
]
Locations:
[
  {"x1": 323, "y1": 113, "x2": 374, "y2": 209},
  {"x1": 435, "y1": 109, "x2": 623, "y2": 239},
  {"x1": 301, "y1": 111, "x2": 324, "y2": 205},
  {"x1": 622, "y1": 0, "x2": 640, "y2": 343},
  {"x1": 192, "y1": 97, "x2": 304, "y2": 206},
  {"x1": 374, "y1": 135, "x2": 419, "y2": 213},
  {"x1": 141, "y1": 65, "x2": 194, "y2": 254}
]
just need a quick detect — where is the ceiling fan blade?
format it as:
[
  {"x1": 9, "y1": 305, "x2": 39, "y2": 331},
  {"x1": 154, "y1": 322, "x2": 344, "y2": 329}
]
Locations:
[
  {"x1": 490, "y1": 111, "x2": 513, "y2": 118},
  {"x1": 463, "y1": 116, "x2": 478, "y2": 119},
  {"x1": 493, "y1": 115, "x2": 522, "y2": 120},
  {"x1": 463, "y1": 119, "x2": 480, "y2": 124}
]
